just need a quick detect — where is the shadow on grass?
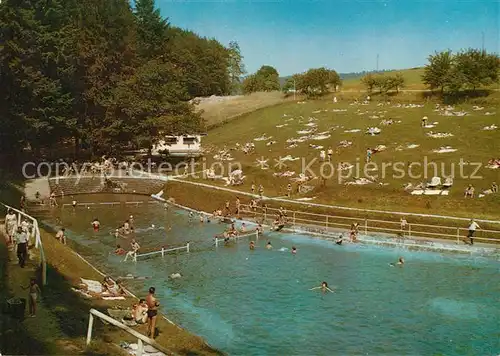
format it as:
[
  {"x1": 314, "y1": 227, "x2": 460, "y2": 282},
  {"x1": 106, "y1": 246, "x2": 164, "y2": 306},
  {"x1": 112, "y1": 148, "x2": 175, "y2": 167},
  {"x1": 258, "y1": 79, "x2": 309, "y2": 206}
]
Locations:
[
  {"x1": 0, "y1": 242, "x2": 49, "y2": 355},
  {"x1": 42, "y1": 264, "x2": 126, "y2": 355},
  {"x1": 421, "y1": 89, "x2": 496, "y2": 104}
]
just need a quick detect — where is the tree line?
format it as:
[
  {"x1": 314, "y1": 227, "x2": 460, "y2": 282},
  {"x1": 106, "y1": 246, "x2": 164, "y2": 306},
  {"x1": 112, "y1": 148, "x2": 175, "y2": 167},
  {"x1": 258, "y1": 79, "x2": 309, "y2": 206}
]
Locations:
[
  {"x1": 0, "y1": 0, "x2": 245, "y2": 156},
  {"x1": 359, "y1": 48, "x2": 499, "y2": 94},
  {"x1": 241, "y1": 65, "x2": 342, "y2": 97},
  {"x1": 360, "y1": 73, "x2": 405, "y2": 94},
  {"x1": 422, "y1": 48, "x2": 499, "y2": 93}
]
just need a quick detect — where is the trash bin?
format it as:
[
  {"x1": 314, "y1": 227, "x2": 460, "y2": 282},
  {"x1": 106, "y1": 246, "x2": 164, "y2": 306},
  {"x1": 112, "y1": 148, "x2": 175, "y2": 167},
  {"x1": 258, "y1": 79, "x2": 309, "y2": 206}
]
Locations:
[{"x1": 7, "y1": 298, "x2": 26, "y2": 319}]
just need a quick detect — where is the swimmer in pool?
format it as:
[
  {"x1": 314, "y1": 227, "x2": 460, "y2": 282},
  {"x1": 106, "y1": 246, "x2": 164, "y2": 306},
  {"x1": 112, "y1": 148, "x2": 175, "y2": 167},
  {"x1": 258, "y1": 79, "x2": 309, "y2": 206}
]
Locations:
[
  {"x1": 335, "y1": 234, "x2": 344, "y2": 245},
  {"x1": 249, "y1": 241, "x2": 255, "y2": 250},
  {"x1": 91, "y1": 218, "x2": 100, "y2": 232},
  {"x1": 115, "y1": 245, "x2": 126, "y2": 255},
  {"x1": 291, "y1": 246, "x2": 297, "y2": 254},
  {"x1": 310, "y1": 281, "x2": 334, "y2": 293},
  {"x1": 390, "y1": 257, "x2": 405, "y2": 266},
  {"x1": 266, "y1": 241, "x2": 273, "y2": 250}
]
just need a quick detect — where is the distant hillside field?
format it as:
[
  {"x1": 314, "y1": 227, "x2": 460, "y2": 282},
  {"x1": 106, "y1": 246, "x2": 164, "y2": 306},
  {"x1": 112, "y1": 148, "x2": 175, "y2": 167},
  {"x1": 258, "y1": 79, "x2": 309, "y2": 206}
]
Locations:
[{"x1": 342, "y1": 67, "x2": 426, "y2": 91}]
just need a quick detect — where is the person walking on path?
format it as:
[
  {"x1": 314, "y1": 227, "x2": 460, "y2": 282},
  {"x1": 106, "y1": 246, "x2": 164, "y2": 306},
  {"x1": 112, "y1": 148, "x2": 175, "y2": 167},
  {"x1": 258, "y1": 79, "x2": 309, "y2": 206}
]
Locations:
[
  {"x1": 14, "y1": 226, "x2": 29, "y2": 268},
  {"x1": 146, "y1": 287, "x2": 160, "y2": 338}
]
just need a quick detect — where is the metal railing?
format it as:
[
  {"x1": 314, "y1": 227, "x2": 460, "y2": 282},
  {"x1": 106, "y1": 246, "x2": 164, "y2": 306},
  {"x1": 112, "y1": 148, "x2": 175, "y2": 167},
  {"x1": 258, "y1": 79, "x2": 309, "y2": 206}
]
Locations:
[
  {"x1": 135, "y1": 243, "x2": 190, "y2": 259},
  {"x1": 1, "y1": 202, "x2": 47, "y2": 285},
  {"x1": 62, "y1": 201, "x2": 155, "y2": 208},
  {"x1": 241, "y1": 204, "x2": 500, "y2": 244},
  {"x1": 86, "y1": 308, "x2": 176, "y2": 356},
  {"x1": 214, "y1": 230, "x2": 260, "y2": 247}
]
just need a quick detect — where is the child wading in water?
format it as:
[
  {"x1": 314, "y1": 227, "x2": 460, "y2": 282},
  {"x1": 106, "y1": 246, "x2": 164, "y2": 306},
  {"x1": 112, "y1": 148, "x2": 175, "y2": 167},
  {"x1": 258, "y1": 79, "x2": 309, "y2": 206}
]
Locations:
[{"x1": 21, "y1": 278, "x2": 42, "y2": 317}]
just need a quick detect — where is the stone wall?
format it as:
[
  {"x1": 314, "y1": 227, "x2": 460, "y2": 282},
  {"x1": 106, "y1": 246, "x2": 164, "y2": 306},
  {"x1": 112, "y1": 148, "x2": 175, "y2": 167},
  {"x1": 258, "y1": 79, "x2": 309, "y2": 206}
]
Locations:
[{"x1": 48, "y1": 176, "x2": 165, "y2": 196}]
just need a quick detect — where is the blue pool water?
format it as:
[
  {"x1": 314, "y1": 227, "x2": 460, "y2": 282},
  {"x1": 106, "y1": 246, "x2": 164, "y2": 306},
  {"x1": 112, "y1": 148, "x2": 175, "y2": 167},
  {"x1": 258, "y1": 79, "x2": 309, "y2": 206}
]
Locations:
[{"x1": 46, "y1": 201, "x2": 500, "y2": 356}]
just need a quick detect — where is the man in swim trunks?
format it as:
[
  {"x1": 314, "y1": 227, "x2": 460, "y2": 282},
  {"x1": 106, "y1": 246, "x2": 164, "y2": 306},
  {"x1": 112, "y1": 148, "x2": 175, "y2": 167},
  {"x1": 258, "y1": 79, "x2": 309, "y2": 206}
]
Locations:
[{"x1": 146, "y1": 287, "x2": 160, "y2": 338}]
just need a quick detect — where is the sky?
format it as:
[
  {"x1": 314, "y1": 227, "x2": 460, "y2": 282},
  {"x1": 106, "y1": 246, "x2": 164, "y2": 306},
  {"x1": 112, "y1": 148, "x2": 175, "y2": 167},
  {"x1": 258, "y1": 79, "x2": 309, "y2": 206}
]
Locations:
[{"x1": 156, "y1": 0, "x2": 499, "y2": 76}]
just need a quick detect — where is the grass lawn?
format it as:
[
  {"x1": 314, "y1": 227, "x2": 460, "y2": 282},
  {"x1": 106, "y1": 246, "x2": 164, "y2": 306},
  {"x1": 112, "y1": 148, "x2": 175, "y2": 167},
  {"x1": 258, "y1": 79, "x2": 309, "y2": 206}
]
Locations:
[{"x1": 187, "y1": 92, "x2": 500, "y2": 221}]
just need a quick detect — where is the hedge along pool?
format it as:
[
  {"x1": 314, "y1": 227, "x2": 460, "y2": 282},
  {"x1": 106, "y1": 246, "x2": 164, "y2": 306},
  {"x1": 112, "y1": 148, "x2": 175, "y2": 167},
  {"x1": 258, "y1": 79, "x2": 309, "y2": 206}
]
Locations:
[{"x1": 44, "y1": 199, "x2": 500, "y2": 356}]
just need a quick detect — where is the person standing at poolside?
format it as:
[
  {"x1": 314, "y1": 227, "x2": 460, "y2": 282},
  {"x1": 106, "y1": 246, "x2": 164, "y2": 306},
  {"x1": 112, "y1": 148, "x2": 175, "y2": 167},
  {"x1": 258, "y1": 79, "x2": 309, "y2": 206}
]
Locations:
[
  {"x1": 21, "y1": 278, "x2": 41, "y2": 317},
  {"x1": 14, "y1": 226, "x2": 29, "y2": 268},
  {"x1": 146, "y1": 287, "x2": 160, "y2": 338},
  {"x1": 350, "y1": 223, "x2": 359, "y2": 242},
  {"x1": 258, "y1": 185, "x2": 264, "y2": 198},
  {"x1": 400, "y1": 217, "x2": 408, "y2": 235},
  {"x1": 466, "y1": 219, "x2": 480, "y2": 245}
]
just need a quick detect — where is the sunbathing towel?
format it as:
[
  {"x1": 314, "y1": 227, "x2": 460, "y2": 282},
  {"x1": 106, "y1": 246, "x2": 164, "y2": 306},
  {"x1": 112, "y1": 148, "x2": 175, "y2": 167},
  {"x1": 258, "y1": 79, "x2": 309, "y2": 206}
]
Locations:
[
  {"x1": 71, "y1": 288, "x2": 92, "y2": 298},
  {"x1": 81, "y1": 278, "x2": 103, "y2": 294}
]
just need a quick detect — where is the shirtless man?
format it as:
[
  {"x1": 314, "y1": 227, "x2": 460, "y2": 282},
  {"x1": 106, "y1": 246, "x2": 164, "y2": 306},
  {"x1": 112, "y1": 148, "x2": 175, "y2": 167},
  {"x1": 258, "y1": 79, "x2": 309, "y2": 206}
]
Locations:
[{"x1": 146, "y1": 287, "x2": 160, "y2": 338}]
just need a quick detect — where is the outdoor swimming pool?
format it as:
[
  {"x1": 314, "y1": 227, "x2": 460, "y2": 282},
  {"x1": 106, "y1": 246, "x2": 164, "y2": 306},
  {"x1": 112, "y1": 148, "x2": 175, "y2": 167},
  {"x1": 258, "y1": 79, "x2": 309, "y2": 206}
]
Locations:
[{"x1": 45, "y1": 199, "x2": 500, "y2": 356}]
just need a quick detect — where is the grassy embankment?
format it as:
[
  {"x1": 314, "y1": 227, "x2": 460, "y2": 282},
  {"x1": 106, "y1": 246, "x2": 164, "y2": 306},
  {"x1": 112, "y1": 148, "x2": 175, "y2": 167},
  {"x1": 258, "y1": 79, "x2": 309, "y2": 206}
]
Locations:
[
  {"x1": 194, "y1": 91, "x2": 292, "y2": 128},
  {"x1": 175, "y1": 90, "x2": 500, "y2": 230},
  {"x1": 0, "y1": 218, "x2": 222, "y2": 356}
]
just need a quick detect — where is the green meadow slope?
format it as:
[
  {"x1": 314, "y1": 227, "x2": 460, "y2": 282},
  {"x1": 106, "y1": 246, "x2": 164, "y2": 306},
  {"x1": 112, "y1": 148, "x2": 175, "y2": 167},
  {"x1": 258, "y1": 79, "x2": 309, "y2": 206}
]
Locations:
[{"x1": 194, "y1": 92, "x2": 500, "y2": 220}]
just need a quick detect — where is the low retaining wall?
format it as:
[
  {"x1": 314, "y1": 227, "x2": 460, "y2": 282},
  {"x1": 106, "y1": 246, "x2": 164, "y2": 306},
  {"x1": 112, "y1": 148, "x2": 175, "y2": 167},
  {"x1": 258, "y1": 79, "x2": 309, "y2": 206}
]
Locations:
[{"x1": 49, "y1": 176, "x2": 166, "y2": 196}]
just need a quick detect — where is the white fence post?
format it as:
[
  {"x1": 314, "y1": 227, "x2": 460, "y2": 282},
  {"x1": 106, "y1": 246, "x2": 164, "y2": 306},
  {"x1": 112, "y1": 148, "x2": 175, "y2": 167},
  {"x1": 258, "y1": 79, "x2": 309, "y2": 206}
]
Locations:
[
  {"x1": 364, "y1": 219, "x2": 368, "y2": 235},
  {"x1": 137, "y1": 338, "x2": 144, "y2": 356},
  {"x1": 186, "y1": 242, "x2": 190, "y2": 253},
  {"x1": 408, "y1": 224, "x2": 411, "y2": 238},
  {"x1": 161, "y1": 247, "x2": 164, "y2": 257},
  {"x1": 86, "y1": 313, "x2": 94, "y2": 345},
  {"x1": 456, "y1": 228, "x2": 460, "y2": 244},
  {"x1": 215, "y1": 238, "x2": 218, "y2": 247},
  {"x1": 325, "y1": 216, "x2": 329, "y2": 229},
  {"x1": 255, "y1": 230, "x2": 259, "y2": 240}
]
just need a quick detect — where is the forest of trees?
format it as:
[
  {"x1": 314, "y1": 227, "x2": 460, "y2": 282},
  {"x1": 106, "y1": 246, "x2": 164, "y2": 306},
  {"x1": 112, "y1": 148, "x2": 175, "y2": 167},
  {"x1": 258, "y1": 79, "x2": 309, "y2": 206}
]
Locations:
[{"x1": 0, "y1": 0, "x2": 245, "y2": 156}]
